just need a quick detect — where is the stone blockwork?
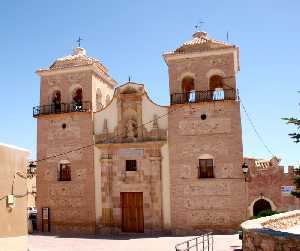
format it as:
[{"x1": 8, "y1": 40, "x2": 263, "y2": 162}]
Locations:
[
  {"x1": 241, "y1": 210, "x2": 300, "y2": 250},
  {"x1": 245, "y1": 157, "x2": 300, "y2": 216},
  {"x1": 168, "y1": 102, "x2": 246, "y2": 232},
  {"x1": 36, "y1": 48, "x2": 116, "y2": 234},
  {"x1": 94, "y1": 83, "x2": 170, "y2": 233},
  {"x1": 97, "y1": 143, "x2": 165, "y2": 233},
  {"x1": 36, "y1": 112, "x2": 95, "y2": 233}
]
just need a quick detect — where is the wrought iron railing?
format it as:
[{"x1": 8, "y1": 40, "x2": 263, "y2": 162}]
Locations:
[
  {"x1": 175, "y1": 233, "x2": 214, "y2": 251},
  {"x1": 33, "y1": 101, "x2": 91, "y2": 117},
  {"x1": 170, "y1": 89, "x2": 236, "y2": 105}
]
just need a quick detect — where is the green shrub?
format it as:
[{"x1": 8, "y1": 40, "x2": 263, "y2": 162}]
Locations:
[{"x1": 251, "y1": 209, "x2": 279, "y2": 219}]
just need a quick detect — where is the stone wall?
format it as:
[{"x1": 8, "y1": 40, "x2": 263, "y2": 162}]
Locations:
[
  {"x1": 245, "y1": 157, "x2": 300, "y2": 216},
  {"x1": 36, "y1": 112, "x2": 95, "y2": 234},
  {"x1": 97, "y1": 142, "x2": 166, "y2": 233},
  {"x1": 168, "y1": 102, "x2": 247, "y2": 233},
  {"x1": 241, "y1": 210, "x2": 300, "y2": 250}
]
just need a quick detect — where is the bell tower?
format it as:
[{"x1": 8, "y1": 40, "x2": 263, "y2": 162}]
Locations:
[
  {"x1": 163, "y1": 31, "x2": 246, "y2": 232},
  {"x1": 34, "y1": 47, "x2": 116, "y2": 233}
]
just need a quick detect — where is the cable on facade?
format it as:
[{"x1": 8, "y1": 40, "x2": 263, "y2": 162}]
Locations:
[
  {"x1": 240, "y1": 99, "x2": 274, "y2": 157},
  {"x1": 34, "y1": 103, "x2": 187, "y2": 163}
]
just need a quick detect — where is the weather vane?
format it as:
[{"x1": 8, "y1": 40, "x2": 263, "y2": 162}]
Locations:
[
  {"x1": 194, "y1": 21, "x2": 205, "y2": 31},
  {"x1": 128, "y1": 76, "x2": 131, "y2": 82},
  {"x1": 76, "y1": 37, "x2": 83, "y2": 47}
]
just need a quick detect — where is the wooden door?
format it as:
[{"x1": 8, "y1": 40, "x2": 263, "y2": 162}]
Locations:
[{"x1": 121, "y1": 192, "x2": 144, "y2": 233}]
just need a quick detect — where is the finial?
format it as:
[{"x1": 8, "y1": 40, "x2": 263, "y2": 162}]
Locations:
[
  {"x1": 128, "y1": 76, "x2": 131, "y2": 82},
  {"x1": 194, "y1": 21, "x2": 205, "y2": 32},
  {"x1": 76, "y1": 37, "x2": 83, "y2": 47}
]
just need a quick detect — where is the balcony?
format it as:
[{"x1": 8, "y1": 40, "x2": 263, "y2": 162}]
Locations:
[
  {"x1": 33, "y1": 101, "x2": 91, "y2": 117},
  {"x1": 170, "y1": 89, "x2": 237, "y2": 105}
]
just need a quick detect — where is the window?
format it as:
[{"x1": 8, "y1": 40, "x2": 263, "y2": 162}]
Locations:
[
  {"x1": 59, "y1": 163, "x2": 71, "y2": 181},
  {"x1": 198, "y1": 159, "x2": 214, "y2": 178},
  {"x1": 72, "y1": 88, "x2": 83, "y2": 111},
  {"x1": 181, "y1": 76, "x2": 195, "y2": 103},
  {"x1": 126, "y1": 160, "x2": 137, "y2": 171},
  {"x1": 96, "y1": 88, "x2": 103, "y2": 111},
  {"x1": 105, "y1": 94, "x2": 110, "y2": 106},
  {"x1": 52, "y1": 90, "x2": 61, "y2": 113},
  {"x1": 209, "y1": 75, "x2": 225, "y2": 101}
]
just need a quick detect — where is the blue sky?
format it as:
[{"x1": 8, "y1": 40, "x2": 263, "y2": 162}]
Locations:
[{"x1": 1, "y1": 0, "x2": 299, "y2": 167}]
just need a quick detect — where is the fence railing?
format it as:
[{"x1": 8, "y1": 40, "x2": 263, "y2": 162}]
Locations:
[
  {"x1": 170, "y1": 89, "x2": 236, "y2": 105},
  {"x1": 33, "y1": 101, "x2": 91, "y2": 117},
  {"x1": 175, "y1": 232, "x2": 214, "y2": 251}
]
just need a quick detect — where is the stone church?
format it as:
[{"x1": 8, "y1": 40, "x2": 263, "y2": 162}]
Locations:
[{"x1": 34, "y1": 31, "x2": 248, "y2": 234}]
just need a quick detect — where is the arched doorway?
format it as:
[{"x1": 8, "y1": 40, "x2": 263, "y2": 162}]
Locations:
[{"x1": 253, "y1": 199, "x2": 272, "y2": 216}]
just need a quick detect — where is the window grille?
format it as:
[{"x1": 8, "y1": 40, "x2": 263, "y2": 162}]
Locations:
[
  {"x1": 59, "y1": 163, "x2": 71, "y2": 181},
  {"x1": 126, "y1": 160, "x2": 137, "y2": 171},
  {"x1": 198, "y1": 159, "x2": 214, "y2": 178}
]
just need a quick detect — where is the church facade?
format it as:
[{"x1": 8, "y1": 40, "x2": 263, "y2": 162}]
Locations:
[{"x1": 34, "y1": 31, "x2": 248, "y2": 234}]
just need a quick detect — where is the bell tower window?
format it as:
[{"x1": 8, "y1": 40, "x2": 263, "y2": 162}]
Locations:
[
  {"x1": 209, "y1": 75, "x2": 225, "y2": 101},
  {"x1": 181, "y1": 76, "x2": 195, "y2": 103},
  {"x1": 52, "y1": 90, "x2": 61, "y2": 113},
  {"x1": 72, "y1": 88, "x2": 83, "y2": 111}
]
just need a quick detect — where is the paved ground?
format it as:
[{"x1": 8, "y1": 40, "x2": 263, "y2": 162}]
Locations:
[{"x1": 28, "y1": 233, "x2": 242, "y2": 251}]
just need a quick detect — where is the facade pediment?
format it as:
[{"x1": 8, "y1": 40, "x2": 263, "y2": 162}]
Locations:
[{"x1": 94, "y1": 82, "x2": 168, "y2": 145}]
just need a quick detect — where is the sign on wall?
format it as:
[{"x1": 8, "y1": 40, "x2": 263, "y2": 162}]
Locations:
[
  {"x1": 42, "y1": 207, "x2": 50, "y2": 232},
  {"x1": 281, "y1": 186, "x2": 295, "y2": 196},
  {"x1": 118, "y1": 148, "x2": 144, "y2": 158}
]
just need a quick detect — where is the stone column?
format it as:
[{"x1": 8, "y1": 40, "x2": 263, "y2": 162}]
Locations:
[
  {"x1": 149, "y1": 155, "x2": 162, "y2": 231},
  {"x1": 100, "y1": 153, "x2": 113, "y2": 231}
]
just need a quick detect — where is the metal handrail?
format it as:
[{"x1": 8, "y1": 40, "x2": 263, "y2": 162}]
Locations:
[
  {"x1": 33, "y1": 101, "x2": 92, "y2": 117},
  {"x1": 170, "y1": 89, "x2": 236, "y2": 105},
  {"x1": 175, "y1": 232, "x2": 214, "y2": 251}
]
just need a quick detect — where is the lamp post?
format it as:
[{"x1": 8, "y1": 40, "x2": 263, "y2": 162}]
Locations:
[
  {"x1": 242, "y1": 162, "x2": 249, "y2": 182},
  {"x1": 27, "y1": 161, "x2": 37, "y2": 178}
]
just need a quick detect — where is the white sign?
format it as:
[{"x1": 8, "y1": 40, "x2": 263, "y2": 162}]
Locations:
[{"x1": 281, "y1": 186, "x2": 295, "y2": 196}]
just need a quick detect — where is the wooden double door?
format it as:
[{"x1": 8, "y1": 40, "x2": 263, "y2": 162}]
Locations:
[{"x1": 121, "y1": 192, "x2": 144, "y2": 233}]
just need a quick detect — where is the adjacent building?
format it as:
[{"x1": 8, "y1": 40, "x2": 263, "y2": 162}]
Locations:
[{"x1": 0, "y1": 143, "x2": 30, "y2": 251}]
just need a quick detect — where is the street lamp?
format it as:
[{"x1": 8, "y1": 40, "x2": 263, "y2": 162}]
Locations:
[
  {"x1": 242, "y1": 162, "x2": 249, "y2": 181},
  {"x1": 27, "y1": 161, "x2": 37, "y2": 177}
]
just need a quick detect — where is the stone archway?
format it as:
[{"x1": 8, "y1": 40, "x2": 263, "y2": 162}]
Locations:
[
  {"x1": 253, "y1": 199, "x2": 272, "y2": 216},
  {"x1": 248, "y1": 196, "x2": 276, "y2": 217}
]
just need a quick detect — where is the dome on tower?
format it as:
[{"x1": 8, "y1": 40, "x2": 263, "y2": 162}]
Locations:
[
  {"x1": 48, "y1": 47, "x2": 108, "y2": 73},
  {"x1": 174, "y1": 31, "x2": 235, "y2": 54}
]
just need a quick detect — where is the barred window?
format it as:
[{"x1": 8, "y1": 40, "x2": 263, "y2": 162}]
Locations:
[
  {"x1": 198, "y1": 159, "x2": 214, "y2": 178},
  {"x1": 126, "y1": 160, "x2": 137, "y2": 171},
  {"x1": 59, "y1": 163, "x2": 71, "y2": 181}
]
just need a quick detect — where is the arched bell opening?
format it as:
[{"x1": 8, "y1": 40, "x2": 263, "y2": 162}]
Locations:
[
  {"x1": 209, "y1": 75, "x2": 225, "y2": 101},
  {"x1": 52, "y1": 90, "x2": 61, "y2": 113},
  {"x1": 181, "y1": 76, "x2": 196, "y2": 103},
  {"x1": 72, "y1": 88, "x2": 83, "y2": 111}
]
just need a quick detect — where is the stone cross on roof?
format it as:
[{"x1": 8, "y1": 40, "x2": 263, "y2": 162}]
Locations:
[{"x1": 76, "y1": 37, "x2": 83, "y2": 47}]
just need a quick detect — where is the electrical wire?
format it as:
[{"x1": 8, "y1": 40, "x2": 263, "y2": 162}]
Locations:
[
  {"x1": 34, "y1": 103, "x2": 187, "y2": 163},
  {"x1": 240, "y1": 99, "x2": 274, "y2": 156}
]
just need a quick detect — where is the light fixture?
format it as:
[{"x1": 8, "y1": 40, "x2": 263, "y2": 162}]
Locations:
[
  {"x1": 242, "y1": 162, "x2": 249, "y2": 181},
  {"x1": 242, "y1": 162, "x2": 248, "y2": 174},
  {"x1": 27, "y1": 161, "x2": 37, "y2": 176}
]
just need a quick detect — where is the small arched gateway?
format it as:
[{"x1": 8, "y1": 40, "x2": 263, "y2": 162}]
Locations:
[{"x1": 253, "y1": 199, "x2": 272, "y2": 216}]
